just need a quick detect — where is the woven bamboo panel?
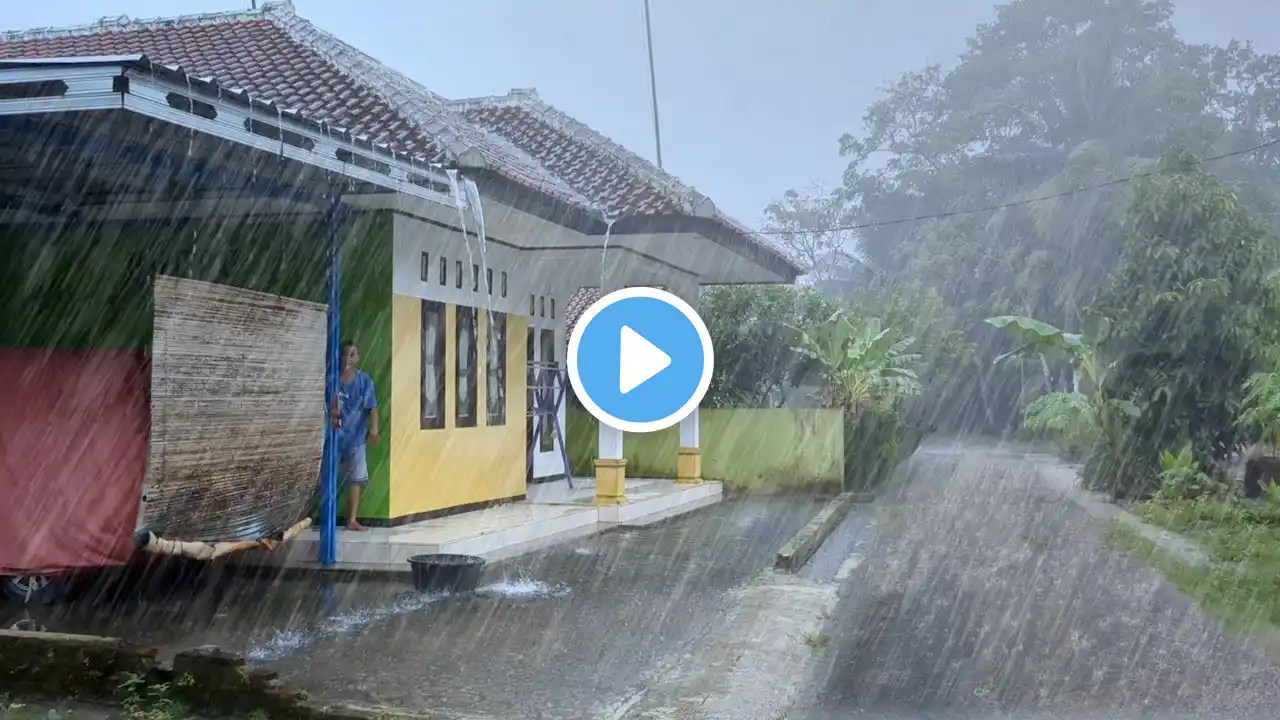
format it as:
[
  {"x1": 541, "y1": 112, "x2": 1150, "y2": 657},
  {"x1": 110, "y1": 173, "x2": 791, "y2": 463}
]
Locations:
[{"x1": 145, "y1": 275, "x2": 327, "y2": 542}]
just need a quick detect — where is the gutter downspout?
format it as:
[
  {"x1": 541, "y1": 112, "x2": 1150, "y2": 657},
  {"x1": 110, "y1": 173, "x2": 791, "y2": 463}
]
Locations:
[{"x1": 318, "y1": 194, "x2": 344, "y2": 566}]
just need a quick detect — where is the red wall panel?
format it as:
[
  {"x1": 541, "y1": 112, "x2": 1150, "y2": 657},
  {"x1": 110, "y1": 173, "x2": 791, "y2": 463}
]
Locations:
[{"x1": 0, "y1": 349, "x2": 149, "y2": 574}]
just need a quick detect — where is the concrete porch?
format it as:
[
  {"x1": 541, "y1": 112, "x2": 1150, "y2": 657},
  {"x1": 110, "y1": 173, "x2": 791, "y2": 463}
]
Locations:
[{"x1": 253, "y1": 478, "x2": 722, "y2": 571}]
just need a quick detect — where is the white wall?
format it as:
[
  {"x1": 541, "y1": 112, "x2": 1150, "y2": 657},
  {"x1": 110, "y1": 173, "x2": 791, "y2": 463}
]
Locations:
[
  {"x1": 354, "y1": 191, "x2": 783, "y2": 290},
  {"x1": 391, "y1": 213, "x2": 563, "y2": 319}
]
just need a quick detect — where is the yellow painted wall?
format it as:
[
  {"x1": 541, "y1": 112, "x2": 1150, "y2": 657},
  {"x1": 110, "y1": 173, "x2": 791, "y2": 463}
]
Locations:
[{"x1": 388, "y1": 293, "x2": 528, "y2": 517}]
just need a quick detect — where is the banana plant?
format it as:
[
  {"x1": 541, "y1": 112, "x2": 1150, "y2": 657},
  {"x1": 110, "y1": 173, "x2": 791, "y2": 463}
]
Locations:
[
  {"x1": 986, "y1": 313, "x2": 1117, "y2": 393},
  {"x1": 791, "y1": 309, "x2": 922, "y2": 412},
  {"x1": 985, "y1": 312, "x2": 1139, "y2": 449}
]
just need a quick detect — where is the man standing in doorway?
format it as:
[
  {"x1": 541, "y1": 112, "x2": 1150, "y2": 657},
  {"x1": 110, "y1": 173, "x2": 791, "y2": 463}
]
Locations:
[{"x1": 330, "y1": 340, "x2": 379, "y2": 531}]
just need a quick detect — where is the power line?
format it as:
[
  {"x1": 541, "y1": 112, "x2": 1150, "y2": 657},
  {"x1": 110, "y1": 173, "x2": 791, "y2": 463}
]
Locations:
[{"x1": 753, "y1": 136, "x2": 1280, "y2": 237}]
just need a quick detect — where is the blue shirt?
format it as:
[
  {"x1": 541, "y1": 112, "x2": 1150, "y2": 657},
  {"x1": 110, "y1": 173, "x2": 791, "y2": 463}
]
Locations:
[{"x1": 337, "y1": 370, "x2": 377, "y2": 454}]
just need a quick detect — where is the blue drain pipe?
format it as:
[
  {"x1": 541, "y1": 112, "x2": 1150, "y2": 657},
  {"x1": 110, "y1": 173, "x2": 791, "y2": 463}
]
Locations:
[{"x1": 319, "y1": 196, "x2": 344, "y2": 566}]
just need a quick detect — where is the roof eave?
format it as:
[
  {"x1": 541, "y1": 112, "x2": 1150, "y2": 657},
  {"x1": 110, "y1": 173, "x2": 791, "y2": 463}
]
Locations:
[{"x1": 0, "y1": 55, "x2": 457, "y2": 207}]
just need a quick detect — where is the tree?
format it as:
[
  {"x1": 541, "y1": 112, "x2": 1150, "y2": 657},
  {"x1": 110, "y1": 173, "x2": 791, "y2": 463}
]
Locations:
[
  {"x1": 762, "y1": 182, "x2": 868, "y2": 291},
  {"x1": 1088, "y1": 151, "x2": 1280, "y2": 496},
  {"x1": 808, "y1": 0, "x2": 1280, "y2": 435},
  {"x1": 697, "y1": 285, "x2": 838, "y2": 408}
]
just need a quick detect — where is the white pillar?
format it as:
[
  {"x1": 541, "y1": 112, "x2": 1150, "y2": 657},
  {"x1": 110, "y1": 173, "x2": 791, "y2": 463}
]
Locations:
[
  {"x1": 675, "y1": 279, "x2": 704, "y2": 483},
  {"x1": 677, "y1": 407, "x2": 702, "y2": 483},
  {"x1": 594, "y1": 266, "x2": 628, "y2": 503},
  {"x1": 679, "y1": 408, "x2": 699, "y2": 448},
  {"x1": 599, "y1": 422, "x2": 624, "y2": 459}
]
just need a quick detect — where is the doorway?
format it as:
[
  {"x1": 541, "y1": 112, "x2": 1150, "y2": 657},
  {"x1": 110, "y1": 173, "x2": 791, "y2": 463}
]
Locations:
[{"x1": 526, "y1": 312, "x2": 566, "y2": 483}]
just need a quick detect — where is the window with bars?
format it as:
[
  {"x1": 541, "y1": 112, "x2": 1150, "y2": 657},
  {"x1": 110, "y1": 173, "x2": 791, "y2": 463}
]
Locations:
[
  {"x1": 538, "y1": 327, "x2": 556, "y2": 452},
  {"x1": 486, "y1": 311, "x2": 507, "y2": 426},
  {"x1": 456, "y1": 305, "x2": 478, "y2": 428},
  {"x1": 420, "y1": 299, "x2": 446, "y2": 430}
]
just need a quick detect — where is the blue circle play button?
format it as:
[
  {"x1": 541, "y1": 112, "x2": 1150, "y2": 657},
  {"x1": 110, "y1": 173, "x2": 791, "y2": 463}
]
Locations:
[{"x1": 568, "y1": 287, "x2": 714, "y2": 433}]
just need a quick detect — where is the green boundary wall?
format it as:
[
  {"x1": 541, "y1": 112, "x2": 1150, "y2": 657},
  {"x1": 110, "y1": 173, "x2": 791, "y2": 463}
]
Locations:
[{"x1": 566, "y1": 407, "x2": 844, "y2": 491}]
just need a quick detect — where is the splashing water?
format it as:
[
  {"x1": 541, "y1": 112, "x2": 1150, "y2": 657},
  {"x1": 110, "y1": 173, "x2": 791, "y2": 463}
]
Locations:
[
  {"x1": 460, "y1": 177, "x2": 491, "y2": 315},
  {"x1": 599, "y1": 215, "x2": 617, "y2": 291},
  {"x1": 246, "y1": 589, "x2": 445, "y2": 662},
  {"x1": 475, "y1": 577, "x2": 571, "y2": 599},
  {"x1": 244, "y1": 577, "x2": 568, "y2": 662},
  {"x1": 246, "y1": 629, "x2": 309, "y2": 662},
  {"x1": 444, "y1": 169, "x2": 476, "y2": 294}
]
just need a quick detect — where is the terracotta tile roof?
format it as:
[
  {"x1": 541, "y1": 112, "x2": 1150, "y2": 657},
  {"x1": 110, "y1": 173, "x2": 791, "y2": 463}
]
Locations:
[
  {"x1": 0, "y1": 0, "x2": 800, "y2": 274},
  {"x1": 457, "y1": 100, "x2": 676, "y2": 216},
  {"x1": 452, "y1": 90, "x2": 794, "y2": 265},
  {"x1": 0, "y1": 14, "x2": 443, "y2": 160},
  {"x1": 564, "y1": 287, "x2": 602, "y2": 335},
  {"x1": 563, "y1": 285, "x2": 673, "y2": 335}
]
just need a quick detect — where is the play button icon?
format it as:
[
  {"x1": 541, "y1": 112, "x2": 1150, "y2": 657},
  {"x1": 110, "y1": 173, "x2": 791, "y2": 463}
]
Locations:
[
  {"x1": 568, "y1": 286, "x2": 714, "y2": 433},
  {"x1": 619, "y1": 326, "x2": 671, "y2": 394}
]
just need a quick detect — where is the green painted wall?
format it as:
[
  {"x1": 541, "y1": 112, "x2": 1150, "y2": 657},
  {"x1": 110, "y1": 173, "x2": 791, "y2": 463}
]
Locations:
[
  {"x1": 566, "y1": 408, "x2": 845, "y2": 492},
  {"x1": 0, "y1": 218, "x2": 331, "y2": 349},
  {"x1": 0, "y1": 209, "x2": 395, "y2": 519},
  {"x1": 337, "y1": 212, "x2": 393, "y2": 521}
]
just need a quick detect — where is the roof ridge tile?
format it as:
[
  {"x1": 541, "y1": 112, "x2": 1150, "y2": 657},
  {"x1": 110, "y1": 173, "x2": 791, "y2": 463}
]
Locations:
[{"x1": 0, "y1": 3, "x2": 285, "y2": 42}]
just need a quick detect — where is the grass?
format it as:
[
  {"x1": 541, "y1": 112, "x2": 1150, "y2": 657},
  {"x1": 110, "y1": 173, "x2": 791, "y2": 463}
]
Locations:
[
  {"x1": 1107, "y1": 495, "x2": 1280, "y2": 634},
  {"x1": 801, "y1": 631, "x2": 831, "y2": 649},
  {"x1": 117, "y1": 674, "x2": 192, "y2": 720}
]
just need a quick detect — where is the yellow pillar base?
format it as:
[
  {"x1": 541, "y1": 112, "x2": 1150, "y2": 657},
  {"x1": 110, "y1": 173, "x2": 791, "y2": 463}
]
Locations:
[
  {"x1": 676, "y1": 446, "x2": 703, "y2": 484},
  {"x1": 594, "y1": 458, "x2": 628, "y2": 505}
]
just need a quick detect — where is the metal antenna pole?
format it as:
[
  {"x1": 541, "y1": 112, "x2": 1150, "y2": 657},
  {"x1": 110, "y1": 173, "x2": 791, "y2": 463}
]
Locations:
[{"x1": 642, "y1": 0, "x2": 664, "y2": 169}]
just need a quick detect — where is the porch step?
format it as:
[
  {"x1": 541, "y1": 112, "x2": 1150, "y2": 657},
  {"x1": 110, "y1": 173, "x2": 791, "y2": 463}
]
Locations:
[{"x1": 252, "y1": 480, "x2": 723, "y2": 571}]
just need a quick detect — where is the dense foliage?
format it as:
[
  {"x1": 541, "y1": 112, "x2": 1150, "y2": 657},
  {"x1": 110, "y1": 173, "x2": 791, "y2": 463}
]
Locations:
[
  {"x1": 697, "y1": 285, "x2": 838, "y2": 408},
  {"x1": 987, "y1": 153, "x2": 1280, "y2": 497},
  {"x1": 1087, "y1": 153, "x2": 1280, "y2": 495},
  {"x1": 762, "y1": 0, "x2": 1280, "y2": 439},
  {"x1": 737, "y1": 0, "x2": 1280, "y2": 502}
]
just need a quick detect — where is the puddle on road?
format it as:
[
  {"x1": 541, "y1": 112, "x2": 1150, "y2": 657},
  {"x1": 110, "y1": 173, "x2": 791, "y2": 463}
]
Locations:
[{"x1": 246, "y1": 576, "x2": 570, "y2": 662}]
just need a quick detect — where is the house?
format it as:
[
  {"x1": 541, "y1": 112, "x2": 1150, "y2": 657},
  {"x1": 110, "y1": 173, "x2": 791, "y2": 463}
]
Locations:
[{"x1": 0, "y1": 0, "x2": 800, "y2": 572}]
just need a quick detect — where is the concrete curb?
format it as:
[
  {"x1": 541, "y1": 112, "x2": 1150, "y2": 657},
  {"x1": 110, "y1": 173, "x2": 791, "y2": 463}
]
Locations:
[{"x1": 774, "y1": 491, "x2": 869, "y2": 572}]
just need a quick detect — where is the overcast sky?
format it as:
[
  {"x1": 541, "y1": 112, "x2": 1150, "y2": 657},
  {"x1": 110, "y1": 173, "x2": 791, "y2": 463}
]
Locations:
[{"x1": 4, "y1": 1, "x2": 1280, "y2": 227}]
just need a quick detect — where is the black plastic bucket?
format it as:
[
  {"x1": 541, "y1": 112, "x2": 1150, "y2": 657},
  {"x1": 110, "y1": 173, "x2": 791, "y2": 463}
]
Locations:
[{"x1": 407, "y1": 554, "x2": 486, "y2": 594}]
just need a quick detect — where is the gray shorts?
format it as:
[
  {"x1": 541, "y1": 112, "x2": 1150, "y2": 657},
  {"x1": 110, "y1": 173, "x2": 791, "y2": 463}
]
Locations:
[{"x1": 339, "y1": 444, "x2": 370, "y2": 487}]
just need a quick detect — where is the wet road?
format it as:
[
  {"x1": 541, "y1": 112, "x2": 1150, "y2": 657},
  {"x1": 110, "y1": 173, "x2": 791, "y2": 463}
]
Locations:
[
  {"x1": 9, "y1": 447, "x2": 1280, "y2": 719},
  {"x1": 3, "y1": 495, "x2": 824, "y2": 720},
  {"x1": 794, "y1": 447, "x2": 1280, "y2": 720}
]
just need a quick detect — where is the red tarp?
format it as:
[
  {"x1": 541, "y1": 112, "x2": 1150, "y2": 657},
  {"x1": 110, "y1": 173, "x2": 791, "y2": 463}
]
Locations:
[{"x1": 0, "y1": 349, "x2": 149, "y2": 574}]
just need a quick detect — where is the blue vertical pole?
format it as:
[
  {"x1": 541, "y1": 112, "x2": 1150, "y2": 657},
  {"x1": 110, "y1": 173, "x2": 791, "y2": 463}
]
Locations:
[{"x1": 319, "y1": 197, "x2": 343, "y2": 566}]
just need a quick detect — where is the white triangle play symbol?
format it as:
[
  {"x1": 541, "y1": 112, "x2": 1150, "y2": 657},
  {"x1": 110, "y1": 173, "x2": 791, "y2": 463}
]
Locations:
[{"x1": 619, "y1": 325, "x2": 671, "y2": 394}]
